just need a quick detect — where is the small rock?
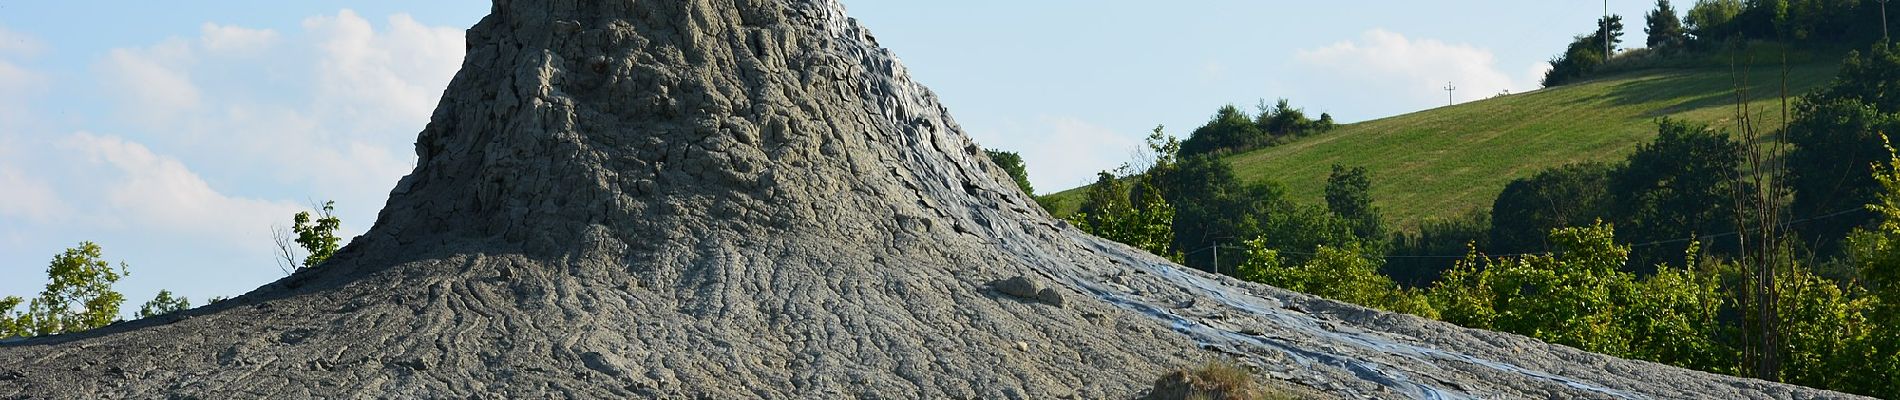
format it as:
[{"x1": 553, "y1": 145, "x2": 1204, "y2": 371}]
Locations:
[
  {"x1": 1036, "y1": 288, "x2": 1066, "y2": 307},
  {"x1": 1014, "y1": 341, "x2": 1029, "y2": 352},
  {"x1": 991, "y1": 276, "x2": 1044, "y2": 299}
]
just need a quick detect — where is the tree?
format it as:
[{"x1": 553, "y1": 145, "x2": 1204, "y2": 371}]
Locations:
[
  {"x1": 1836, "y1": 140, "x2": 1900, "y2": 394},
  {"x1": 137, "y1": 289, "x2": 191, "y2": 319},
  {"x1": 1610, "y1": 119, "x2": 1743, "y2": 272},
  {"x1": 1388, "y1": 210, "x2": 1491, "y2": 287},
  {"x1": 1325, "y1": 165, "x2": 1384, "y2": 242},
  {"x1": 1257, "y1": 99, "x2": 1307, "y2": 137},
  {"x1": 1071, "y1": 127, "x2": 1185, "y2": 261},
  {"x1": 1179, "y1": 105, "x2": 1266, "y2": 157},
  {"x1": 1431, "y1": 223, "x2": 1638, "y2": 354},
  {"x1": 1076, "y1": 171, "x2": 1131, "y2": 229},
  {"x1": 1686, "y1": 0, "x2": 1745, "y2": 41},
  {"x1": 275, "y1": 201, "x2": 343, "y2": 273},
  {"x1": 1788, "y1": 44, "x2": 1900, "y2": 252},
  {"x1": 1544, "y1": 15, "x2": 1625, "y2": 87},
  {"x1": 985, "y1": 149, "x2": 1035, "y2": 195},
  {"x1": 1686, "y1": 0, "x2": 1745, "y2": 37},
  {"x1": 1647, "y1": 0, "x2": 1691, "y2": 49},
  {"x1": 0, "y1": 297, "x2": 20, "y2": 338},
  {"x1": 1621, "y1": 245, "x2": 1734, "y2": 373},
  {"x1": 1237, "y1": 240, "x2": 1435, "y2": 317},
  {"x1": 0, "y1": 242, "x2": 129, "y2": 338},
  {"x1": 1162, "y1": 155, "x2": 1276, "y2": 272},
  {"x1": 1847, "y1": 136, "x2": 1900, "y2": 302},
  {"x1": 1490, "y1": 163, "x2": 1615, "y2": 254}
]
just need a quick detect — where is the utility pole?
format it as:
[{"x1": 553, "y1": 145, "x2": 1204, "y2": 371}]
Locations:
[
  {"x1": 1882, "y1": 0, "x2": 1891, "y2": 42},
  {"x1": 1444, "y1": 82, "x2": 1457, "y2": 106},
  {"x1": 1604, "y1": 0, "x2": 1612, "y2": 61}
]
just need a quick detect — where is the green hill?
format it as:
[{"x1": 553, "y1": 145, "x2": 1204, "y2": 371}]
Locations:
[{"x1": 1045, "y1": 57, "x2": 1841, "y2": 230}]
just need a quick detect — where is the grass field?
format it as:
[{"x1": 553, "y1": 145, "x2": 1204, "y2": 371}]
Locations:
[{"x1": 1045, "y1": 54, "x2": 1841, "y2": 231}]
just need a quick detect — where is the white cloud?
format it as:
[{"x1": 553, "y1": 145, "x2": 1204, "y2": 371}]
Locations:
[
  {"x1": 199, "y1": 23, "x2": 279, "y2": 54},
  {"x1": 0, "y1": 165, "x2": 67, "y2": 223},
  {"x1": 304, "y1": 10, "x2": 465, "y2": 131},
  {"x1": 0, "y1": 59, "x2": 39, "y2": 125},
  {"x1": 0, "y1": 26, "x2": 42, "y2": 127},
  {"x1": 75, "y1": 9, "x2": 464, "y2": 241},
  {"x1": 98, "y1": 39, "x2": 201, "y2": 119},
  {"x1": 1295, "y1": 29, "x2": 1539, "y2": 108},
  {"x1": 971, "y1": 116, "x2": 1142, "y2": 194},
  {"x1": 1524, "y1": 62, "x2": 1556, "y2": 91},
  {"x1": 0, "y1": 11, "x2": 470, "y2": 308},
  {"x1": 0, "y1": 25, "x2": 44, "y2": 56},
  {"x1": 65, "y1": 132, "x2": 302, "y2": 242}
]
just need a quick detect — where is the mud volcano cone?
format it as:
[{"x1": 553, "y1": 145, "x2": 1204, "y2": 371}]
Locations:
[{"x1": 0, "y1": 1, "x2": 1871, "y2": 399}]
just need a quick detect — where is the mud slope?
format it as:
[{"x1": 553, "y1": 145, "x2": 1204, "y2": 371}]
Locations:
[{"x1": 0, "y1": 1, "x2": 1866, "y2": 399}]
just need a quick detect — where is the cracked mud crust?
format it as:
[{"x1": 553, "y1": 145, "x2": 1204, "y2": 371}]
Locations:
[{"x1": 0, "y1": 1, "x2": 1869, "y2": 399}]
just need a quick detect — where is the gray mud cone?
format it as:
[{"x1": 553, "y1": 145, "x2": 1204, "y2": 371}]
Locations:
[{"x1": 0, "y1": 1, "x2": 1870, "y2": 399}]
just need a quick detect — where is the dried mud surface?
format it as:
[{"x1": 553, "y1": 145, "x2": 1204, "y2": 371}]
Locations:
[{"x1": 0, "y1": 1, "x2": 1867, "y2": 399}]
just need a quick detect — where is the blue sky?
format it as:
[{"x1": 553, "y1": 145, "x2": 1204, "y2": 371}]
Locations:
[{"x1": 0, "y1": 1, "x2": 1666, "y2": 312}]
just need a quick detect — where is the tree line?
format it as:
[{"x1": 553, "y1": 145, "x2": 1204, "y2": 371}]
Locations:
[
  {"x1": 1, "y1": 202, "x2": 344, "y2": 339},
  {"x1": 1034, "y1": 42, "x2": 1900, "y2": 397},
  {"x1": 1546, "y1": 0, "x2": 1892, "y2": 87}
]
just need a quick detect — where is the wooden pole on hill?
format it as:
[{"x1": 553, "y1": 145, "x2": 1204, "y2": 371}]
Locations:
[
  {"x1": 1444, "y1": 82, "x2": 1456, "y2": 106},
  {"x1": 1604, "y1": 0, "x2": 1611, "y2": 61}
]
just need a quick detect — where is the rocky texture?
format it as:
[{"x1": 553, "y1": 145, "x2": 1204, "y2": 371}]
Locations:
[{"x1": 0, "y1": 0, "x2": 1871, "y2": 399}]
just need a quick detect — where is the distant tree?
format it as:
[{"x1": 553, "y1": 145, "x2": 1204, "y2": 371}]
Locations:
[
  {"x1": 0, "y1": 297, "x2": 19, "y2": 338},
  {"x1": 1600, "y1": 14, "x2": 1628, "y2": 53},
  {"x1": 0, "y1": 242, "x2": 129, "y2": 338},
  {"x1": 1076, "y1": 171, "x2": 1131, "y2": 228},
  {"x1": 1071, "y1": 190, "x2": 1181, "y2": 262},
  {"x1": 984, "y1": 149, "x2": 1035, "y2": 195},
  {"x1": 137, "y1": 289, "x2": 191, "y2": 319},
  {"x1": 1489, "y1": 162, "x2": 1616, "y2": 254},
  {"x1": 275, "y1": 201, "x2": 343, "y2": 274},
  {"x1": 1258, "y1": 99, "x2": 1307, "y2": 136},
  {"x1": 1647, "y1": 0, "x2": 1690, "y2": 49},
  {"x1": 1128, "y1": 126, "x2": 1182, "y2": 209},
  {"x1": 1253, "y1": 99, "x2": 1336, "y2": 140},
  {"x1": 1610, "y1": 119, "x2": 1743, "y2": 271},
  {"x1": 1237, "y1": 240, "x2": 1435, "y2": 318},
  {"x1": 1685, "y1": 0, "x2": 1745, "y2": 41},
  {"x1": 1325, "y1": 165, "x2": 1385, "y2": 241},
  {"x1": 1162, "y1": 155, "x2": 1280, "y2": 272},
  {"x1": 1431, "y1": 223, "x2": 1637, "y2": 354},
  {"x1": 1544, "y1": 15, "x2": 1625, "y2": 87},
  {"x1": 1788, "y1": 45, "x2": 1900, "y2": 253},
  {"x1": 1070, "y1": 127, "x2": 1185, "y2": 262},
  {"x1": 1387, "y1": 210, "x2": 1491, "y2": 287},
  {"x1": 1179, "y1": 105, "x2": 1265, "y2": 157}
]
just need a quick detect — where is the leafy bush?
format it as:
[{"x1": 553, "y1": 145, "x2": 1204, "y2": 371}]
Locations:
[
  {"x1": 1237, "y1": 240, "x2": 1435, "y2": 318},
  {"x1": 137, "y1": 289, "x2": 192, "y2": 319},
  {"x1": 0, "y1": 242, "x2": 129, "y2": 338},
  {"x1": 984, "y1": 149, "x2": 1035, "y2": 195}
]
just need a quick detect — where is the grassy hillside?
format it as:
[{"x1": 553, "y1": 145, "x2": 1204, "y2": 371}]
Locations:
[{"x1": 1046, "y1": 58, "x2": 1840, "y2": 230}]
